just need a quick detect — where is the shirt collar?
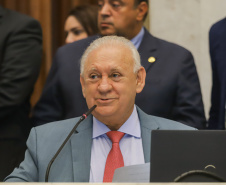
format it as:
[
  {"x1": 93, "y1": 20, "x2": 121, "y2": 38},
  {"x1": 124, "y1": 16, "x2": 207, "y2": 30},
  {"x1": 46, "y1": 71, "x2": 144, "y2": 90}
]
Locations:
[
  {"x1": 130, "y1": 27, "x2": 145, "y2": 49},
  {"x1": 92, "y1": 105, "x2": 141, "y2": 138}
]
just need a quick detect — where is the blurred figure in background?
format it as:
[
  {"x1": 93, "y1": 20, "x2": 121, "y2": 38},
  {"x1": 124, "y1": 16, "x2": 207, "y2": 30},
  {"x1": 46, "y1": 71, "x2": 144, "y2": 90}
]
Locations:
[
  {"x1": 208, "y1": 17, "x2": 226, "y2": 129},
  {"x1": 0, "y1": 6, "x2": 42, "y2": 180},
  {"x1": 32, "y1": 0, "x2": 206, "y2": 129},
  {"x1": 64, "y1": 5, "x2": 99, "y2": 44}
]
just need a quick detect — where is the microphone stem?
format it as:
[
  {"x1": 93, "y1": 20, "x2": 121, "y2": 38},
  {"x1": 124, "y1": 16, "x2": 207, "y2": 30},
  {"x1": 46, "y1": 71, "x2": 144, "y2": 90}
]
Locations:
[{"x1": 45, "y1": 105, "x2": 97, "y2": 182}]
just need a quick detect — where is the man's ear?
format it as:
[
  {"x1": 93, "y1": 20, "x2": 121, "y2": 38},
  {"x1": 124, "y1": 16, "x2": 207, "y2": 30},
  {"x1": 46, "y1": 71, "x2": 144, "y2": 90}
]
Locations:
[
  {"x1": 136, "y1": 2, "x2": 148, "y2": 22},
  {"x1": 136, "y1": 67, "x2": 146, "y2": 93},
  {"x1": 80, "y1": 74, "x2": 86, "y2": 98}
]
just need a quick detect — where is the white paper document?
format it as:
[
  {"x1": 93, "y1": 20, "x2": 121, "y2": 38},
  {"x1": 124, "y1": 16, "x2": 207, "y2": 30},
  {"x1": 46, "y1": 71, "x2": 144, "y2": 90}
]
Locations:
[{"x1": 112, "y1": 163, "x2": 150, "y2": 182}]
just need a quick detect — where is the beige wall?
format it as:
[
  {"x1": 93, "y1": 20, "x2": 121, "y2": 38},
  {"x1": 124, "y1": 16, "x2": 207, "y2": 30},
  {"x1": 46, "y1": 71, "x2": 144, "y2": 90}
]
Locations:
[{"x1": 148, "y1": 0, "x2": 226, "y2": 118}]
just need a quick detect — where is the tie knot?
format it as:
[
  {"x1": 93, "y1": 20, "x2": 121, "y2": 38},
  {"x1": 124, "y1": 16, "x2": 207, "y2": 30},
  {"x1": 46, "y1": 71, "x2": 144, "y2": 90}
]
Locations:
[{"x1": 106, "y1": 131, "x2": 125, "y2": 143}]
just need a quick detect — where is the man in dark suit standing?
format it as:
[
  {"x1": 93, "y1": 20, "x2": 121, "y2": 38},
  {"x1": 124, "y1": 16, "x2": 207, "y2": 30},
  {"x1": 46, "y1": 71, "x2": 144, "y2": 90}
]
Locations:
[
  {"x1": 0, "y1": 6, "x2": 42, "y2": 180},
  {"x1": 208, "y1": 17, "x2": 226, "y2": 129},
  {"x1": 32, "y1": 0, "x2": 206, "y2": 129}
]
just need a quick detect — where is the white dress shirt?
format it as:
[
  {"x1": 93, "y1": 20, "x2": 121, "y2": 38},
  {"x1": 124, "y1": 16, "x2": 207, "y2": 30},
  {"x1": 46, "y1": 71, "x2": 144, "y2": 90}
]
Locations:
[{"x1": 89, "y1": 106, "x2": 145, "y2": 182}]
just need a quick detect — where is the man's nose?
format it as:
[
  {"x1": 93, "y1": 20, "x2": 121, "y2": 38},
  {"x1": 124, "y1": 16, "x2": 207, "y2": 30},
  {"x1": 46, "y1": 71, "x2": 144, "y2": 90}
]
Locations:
[
  {"x1": 99, "y1": 3, "x2": 111, "y2": 16},
  {"x1": 98, "y1": 77, "x2": 112, "y2": 92}
]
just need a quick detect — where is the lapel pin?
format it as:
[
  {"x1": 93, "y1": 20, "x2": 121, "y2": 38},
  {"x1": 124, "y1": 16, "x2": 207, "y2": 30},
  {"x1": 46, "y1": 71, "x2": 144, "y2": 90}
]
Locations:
[{"x1": 148, "y1": 56, "x2": 156, "y2": 63}]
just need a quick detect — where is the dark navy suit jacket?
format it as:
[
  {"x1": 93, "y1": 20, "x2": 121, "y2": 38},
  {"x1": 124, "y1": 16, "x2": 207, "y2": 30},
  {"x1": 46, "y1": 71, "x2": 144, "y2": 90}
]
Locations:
[
  {"x1": 32, "y1": 28, "x2": 206, "y2": 129},
  {"x1": 208, "y1": 17, "x2": 226, "y2": 129}
]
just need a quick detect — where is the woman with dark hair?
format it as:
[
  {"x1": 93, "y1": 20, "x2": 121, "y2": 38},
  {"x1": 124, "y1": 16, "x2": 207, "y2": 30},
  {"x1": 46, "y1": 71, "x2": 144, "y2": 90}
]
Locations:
[{"x1": 64, "y1": 5, "x2": 99, "y2": 44}]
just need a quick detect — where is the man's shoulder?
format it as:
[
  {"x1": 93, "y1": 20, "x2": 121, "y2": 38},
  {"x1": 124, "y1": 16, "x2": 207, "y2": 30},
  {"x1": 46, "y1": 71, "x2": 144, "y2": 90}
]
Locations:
[
  {"x1": 142, "y1": 28, "x2": 191, "y2": 54},
  {"x1": 33, "y1": 115, "x2": 93, "y2": 136},
  {"x1": 56, "y1": 35, "x2": 100, "y2": 55},
  {"x1": 2, "y1": 7, "x2": 39, "y2": 25},
  {"x1": 52, "y1": 35, "x2": 99, "y2": 67},
  {"x1": 211, "y1": 17, "x2": 226, "y2": 29},
  {"x1": 210, "y1": 17, "x2": 226, "y2": 36},
  {"x1": 137, "y1": 107, "x2": 195, "y2": 130},
  {"x1": 150, "y1": 115, "x2": 195, "y2": 130},
  {"x1": 0, "y1": 7, "x2": 41, "y2": 39},
  {"x1": 34, "y1": 117, "x2": 80, "y2": 135}
]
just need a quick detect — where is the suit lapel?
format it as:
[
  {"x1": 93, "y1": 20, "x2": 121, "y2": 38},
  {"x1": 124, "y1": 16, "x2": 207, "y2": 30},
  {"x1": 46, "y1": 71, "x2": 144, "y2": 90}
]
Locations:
[
  {"x1": 137, "y1": 106, "x2": 159, "y2": 163},
  {"x1": 138, "y1": 28, "x2": 158, "y2": 73},
  {"x1": 70, "y1": 116, "x2": 93, "y2": 182},
  {"x1": 69, "y1": 107, "x2": 159, "y2": 180}
]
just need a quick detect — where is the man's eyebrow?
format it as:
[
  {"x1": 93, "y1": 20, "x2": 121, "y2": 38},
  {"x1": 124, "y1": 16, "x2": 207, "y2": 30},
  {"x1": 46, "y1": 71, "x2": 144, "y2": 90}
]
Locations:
[
  {"x1": 86, "y1": 66, "x2": 123, "y2": 73},
  {"x1": 87, "y1": 68, "x2": 98, "y2": 72},
  {"x1": 110, "y1": 67, "x2": 121, "y2": 72}
]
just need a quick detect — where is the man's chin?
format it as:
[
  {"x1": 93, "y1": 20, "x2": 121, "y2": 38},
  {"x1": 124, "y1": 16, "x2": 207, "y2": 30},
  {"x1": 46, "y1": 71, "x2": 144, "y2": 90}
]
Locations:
[
  {"x1": 100, "y1": 29, "x2": 116, "y2": 36},
  {"x1": 93, "y1": 107, "x2": 117, "y2": 118}
]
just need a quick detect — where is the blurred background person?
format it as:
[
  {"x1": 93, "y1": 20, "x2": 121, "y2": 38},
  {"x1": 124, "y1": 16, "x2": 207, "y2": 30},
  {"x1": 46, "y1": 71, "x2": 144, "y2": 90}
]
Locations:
[
  {"x1": 64, "y1": 5, "x2": 99, "y2": 44},
  {"x1": 32, "y1": 0, "x2": 206, "y2": 129},
  {"x1": 0, "y1": 5, "x2": 42, "y2": 180},
  {"x1": 208, "y1": 17, "x2": 226, "y2": 130}
]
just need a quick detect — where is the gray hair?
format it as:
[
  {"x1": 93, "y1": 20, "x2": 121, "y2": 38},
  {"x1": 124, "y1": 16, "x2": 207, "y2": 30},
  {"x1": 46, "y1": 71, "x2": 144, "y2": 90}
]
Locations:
[{"x1": 80, "y1": 36, "x2": 141, "y2": 76}]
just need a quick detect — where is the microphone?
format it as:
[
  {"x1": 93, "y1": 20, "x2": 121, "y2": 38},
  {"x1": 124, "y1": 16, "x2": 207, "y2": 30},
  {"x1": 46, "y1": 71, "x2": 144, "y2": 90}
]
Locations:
[{"x1": 45, "y1": 105, "x2": 97, "y2": 182}]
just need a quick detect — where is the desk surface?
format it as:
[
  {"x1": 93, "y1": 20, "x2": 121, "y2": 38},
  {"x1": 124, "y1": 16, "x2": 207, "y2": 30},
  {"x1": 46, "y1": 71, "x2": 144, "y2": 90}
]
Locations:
[{"x1": 1, "y1": 183, "x2": 226, "y2": 185}]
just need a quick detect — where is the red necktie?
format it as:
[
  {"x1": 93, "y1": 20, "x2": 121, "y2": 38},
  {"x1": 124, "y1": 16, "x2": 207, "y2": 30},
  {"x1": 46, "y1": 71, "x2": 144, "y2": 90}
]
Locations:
[{"x1": 103, "y1": 131, "x2": 125, "y2": 182}]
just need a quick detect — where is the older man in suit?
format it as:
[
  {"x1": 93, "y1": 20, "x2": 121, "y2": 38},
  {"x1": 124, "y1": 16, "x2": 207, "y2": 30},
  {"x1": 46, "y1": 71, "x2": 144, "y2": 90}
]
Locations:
[
  {"x1": 5, "y1": 36, "x2": 195, "y2": 182},
  {"x1": 0, "y1": 6, "x2": 42, "y2": 180},
  {"x1": 32, "y1": 0, "x2": 206, "y2": 129},
  {"x1": 208, "y1": 17, "x2": 226, "y2": 129}
]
